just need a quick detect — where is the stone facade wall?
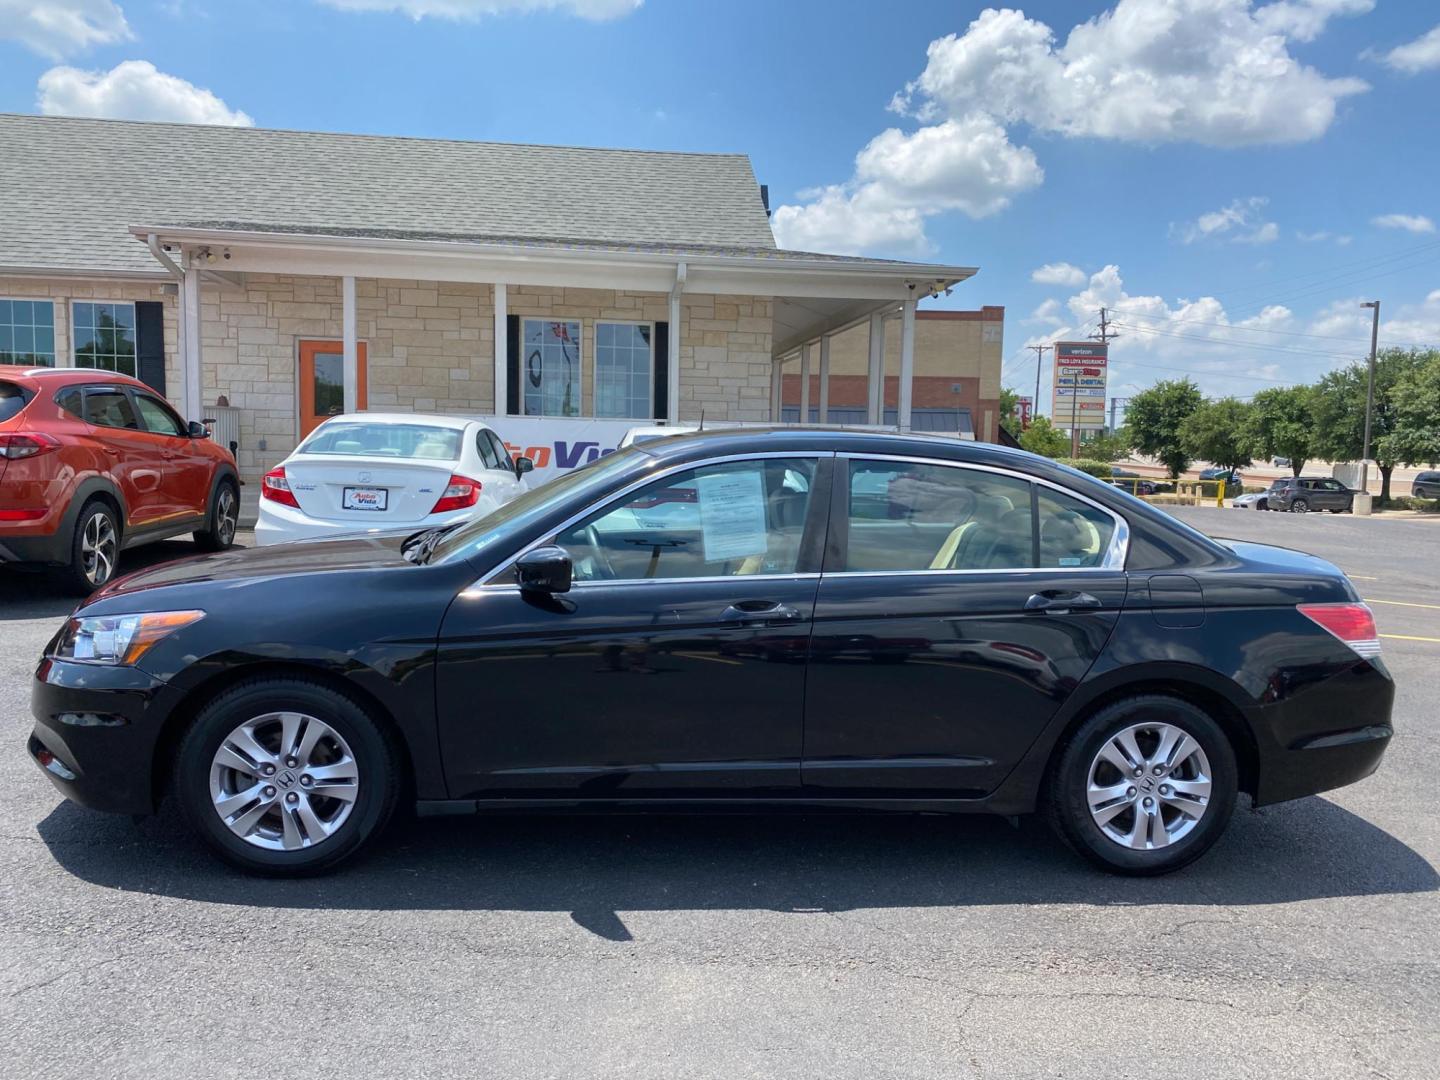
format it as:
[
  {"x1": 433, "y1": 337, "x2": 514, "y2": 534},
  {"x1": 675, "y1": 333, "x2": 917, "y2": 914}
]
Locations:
[{"x1": 676, "y1": 294, "x2": 774, "y2": 423}]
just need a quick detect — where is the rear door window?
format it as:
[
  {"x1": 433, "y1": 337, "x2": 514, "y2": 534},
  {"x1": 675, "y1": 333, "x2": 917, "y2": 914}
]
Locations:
[
  {"x1": 484, "y1": 430, "x2": 514, "y2": 470},
  {"x1": 0, "y1": 381, "x2": 31, "y2": 422},
  {"x1": 475, "y1": 430, "x2": 500, "y2": 469},
  {"x1": 83, "y1": 388, "x2": 139, "y2": 430},
  {"x1": 1036, "y1": 487, "x2": 1117, "y2": 568}
]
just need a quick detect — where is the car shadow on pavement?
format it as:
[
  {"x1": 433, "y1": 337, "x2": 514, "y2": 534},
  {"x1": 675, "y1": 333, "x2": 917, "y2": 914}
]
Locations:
[
  {"x1": 36, "y1": 793, "x2": 1437, "y2": 939},
  {"x1": 0, "y1": 539, "x2": 247, "y2": 621}
]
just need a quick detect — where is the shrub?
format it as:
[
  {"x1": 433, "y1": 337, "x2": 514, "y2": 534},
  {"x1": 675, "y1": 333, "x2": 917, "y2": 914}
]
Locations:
[{"x1": 1055, "y1": 457, "x2": 1113, "y2": 480}]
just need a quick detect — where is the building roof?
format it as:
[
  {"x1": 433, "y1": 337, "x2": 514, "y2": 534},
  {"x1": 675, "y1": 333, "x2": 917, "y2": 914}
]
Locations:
[{"x1": 0, "y1": 113, "x2": 779, "y2": 276}]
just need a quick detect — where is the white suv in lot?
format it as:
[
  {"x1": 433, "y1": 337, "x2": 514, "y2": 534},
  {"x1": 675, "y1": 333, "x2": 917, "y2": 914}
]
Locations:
[{"x1": 255, "y1": 414, "x2": 533, "y2": 545}]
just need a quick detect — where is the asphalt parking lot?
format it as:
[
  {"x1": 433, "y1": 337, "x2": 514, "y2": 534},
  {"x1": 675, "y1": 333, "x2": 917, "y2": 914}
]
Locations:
[{"x1": 1, "y1": 512, "x2": 1436, "y2": 1080}]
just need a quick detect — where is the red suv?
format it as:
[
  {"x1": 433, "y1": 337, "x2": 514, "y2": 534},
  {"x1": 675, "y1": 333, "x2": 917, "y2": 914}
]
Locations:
[{"x1": 1, "y1": 368, "x2": 239, "y2": 593}]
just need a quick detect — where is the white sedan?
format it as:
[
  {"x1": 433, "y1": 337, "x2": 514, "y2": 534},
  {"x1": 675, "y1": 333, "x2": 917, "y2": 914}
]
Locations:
[{"x1": 255, "y1": 414, "x2": 533, "y2": 546}]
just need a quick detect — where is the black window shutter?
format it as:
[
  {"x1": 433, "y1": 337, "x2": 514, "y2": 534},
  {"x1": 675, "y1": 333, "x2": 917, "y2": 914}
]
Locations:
[
  {"x1": 506, "y1": 314, "x2": 520, "y2": 415},
  {"x1": 134, "y1": 301, "x2": 166, "y2": 397},
  {"x1": 652, "y1": 320, "x2": 669, "y2": 420}
]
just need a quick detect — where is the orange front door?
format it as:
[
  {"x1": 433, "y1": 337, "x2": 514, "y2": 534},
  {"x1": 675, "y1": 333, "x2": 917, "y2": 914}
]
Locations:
[{"x1": 298, "y1": 340, "x2": 368, "y2": 439}]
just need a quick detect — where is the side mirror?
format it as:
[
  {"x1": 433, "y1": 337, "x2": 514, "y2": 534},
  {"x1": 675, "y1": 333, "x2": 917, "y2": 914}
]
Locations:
[
  {"x1": 516, "y1": 545, "x2": 571, "y2": 594},
  {"x1": 514, "y1": 455, "x2": 535, "y2": 479},
  {"x1": 188, "y1": 420, "x2": 210, "y2": 439}
]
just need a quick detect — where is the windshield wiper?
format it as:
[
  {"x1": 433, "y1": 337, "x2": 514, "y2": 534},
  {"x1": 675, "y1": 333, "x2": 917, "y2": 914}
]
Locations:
[{"x1": 403, "y1": 522, "x2": 462, "y2": 564}]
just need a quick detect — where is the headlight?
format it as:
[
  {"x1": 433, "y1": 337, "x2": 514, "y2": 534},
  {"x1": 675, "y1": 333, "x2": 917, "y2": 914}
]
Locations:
[{"x1": 53, "y1": 610, "x2": 205, "y2": 665}]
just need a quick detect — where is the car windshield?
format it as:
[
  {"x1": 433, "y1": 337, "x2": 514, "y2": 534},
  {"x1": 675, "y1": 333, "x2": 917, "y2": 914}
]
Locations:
[
  {"x1": 299, "y1": 421, "x2": 464, "y2": 459},
  {"x1": 428, "y1": 446, "x2": 652, "y2": 564}
]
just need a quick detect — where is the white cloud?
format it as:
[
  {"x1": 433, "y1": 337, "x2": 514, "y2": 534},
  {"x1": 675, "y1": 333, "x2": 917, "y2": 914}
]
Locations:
[
  {"x1": 318, "y1": 0, "x2": 641, "y2": 20},
  {"x1": 771, "y1": 114, "x2": 1042, "y2": 254},
  {"x1": 0, "y1": 0, "x2": 132, "y2": 59},
  {"x1": 1374, "y1": 23, "x2": 1440, "y2": 74},
  {"x1": 1031, "y1": 262, "x2": 1087, "y2": 287},
  {"x1": 1372, "y1": 213, "x2": 1435, "y2": 234},
  {"x1": 778, "y1": 0, "x2": 1369, "y2": 255},
  {"x1": 1174, "y1": 197, "x2": 1279, "y2": 245},
  {"x1": 1029, "y1": 298, "x2": 1065, "y2": 326},
  {"x1": 891, "y1": 1, "x2": 1369, "y2": 147},
  {"x1": 37, "y1": 60, "x2": 255, "y2": 126}
]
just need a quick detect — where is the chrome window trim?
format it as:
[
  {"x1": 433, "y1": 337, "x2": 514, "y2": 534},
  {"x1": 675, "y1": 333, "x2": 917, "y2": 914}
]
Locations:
[
  {"x1": 477, "y1": 450, "x2": 833, "y2": 588},
  {"x1": 479, "y1": 572, "x2": 823, "y2": 596},
  {"x1": 836, "y1": 452, "x2": 1130, "y2": 572}
]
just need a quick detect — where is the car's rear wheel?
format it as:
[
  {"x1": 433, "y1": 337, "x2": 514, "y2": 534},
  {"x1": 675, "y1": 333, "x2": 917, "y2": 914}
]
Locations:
[
  {"x1": 1048, "y1": 695, "x2": 1237, "y2": 875},
  {"x1": 58, "y1": 499, "x2": 119, "y2": 595},
  {"x1": 174, "y1": 677, "x2": 399, "y2": 875},
  {"x1": 193, "y1": 478, "x2": 239, "y2": 552},
  {"x1": 1290, "y1": 498, "x2": 1309, "y2": 514}
]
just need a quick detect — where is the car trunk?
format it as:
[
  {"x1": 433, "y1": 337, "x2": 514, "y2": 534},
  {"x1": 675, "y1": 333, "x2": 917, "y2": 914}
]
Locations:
[
  {"x1": 283, "y1": 455, "x2": 459, "y2": 525},
  {"x1": 0, "y1": 379, "x2": 36, "y2": 488}
]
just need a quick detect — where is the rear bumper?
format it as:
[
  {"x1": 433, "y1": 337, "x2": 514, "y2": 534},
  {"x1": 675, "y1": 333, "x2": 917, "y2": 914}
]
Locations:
[
  {"x1": 0, "y1": 530, "x2": 70, "y2": 566},
  {"x1": 254, "y1": 501, "x2": 471, "y2": 546},
  {"x1": 27, "y1": 657, "x2": 182, "y2": 816}
]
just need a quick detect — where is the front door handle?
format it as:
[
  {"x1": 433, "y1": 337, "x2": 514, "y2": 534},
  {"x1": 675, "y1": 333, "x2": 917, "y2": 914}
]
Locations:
[
  {"x1": 1024, "y1": 590, "x2": 1102, "y2": 613},
  {"x1": 721, "y1": 600, "x2": 802, "y2": 624}
]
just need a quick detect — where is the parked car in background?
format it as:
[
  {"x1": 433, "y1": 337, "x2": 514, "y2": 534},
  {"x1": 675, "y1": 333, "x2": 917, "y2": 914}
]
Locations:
[
  {"x1": 1, "y1": 368, "x2": 238, "y2": 593},
  {"x1": 255, "y1": 414, "x2": 534, "y2": 546},
  {"x1": 619, "y1": 423, "x2": 698, "y2": 447},
  {"x1": 1111, "y1": 478, "x2": 1158, "y2": 496},
  {"x1": 30, "y1": 429, "x2": 1391, "y2": 879},
  {"x1": 1412, "y1": 471, "x2": 1440, "y2": 500},
  {"x1": 1266, "y1": 476, "x2": 1356, "y2": 514},
  {"x1": 1232, "y1": 491, "x2": 1269, "y2": 510},
  {"x1": 1199, "y1": 467, "x2": 1244, "y2": 497}
]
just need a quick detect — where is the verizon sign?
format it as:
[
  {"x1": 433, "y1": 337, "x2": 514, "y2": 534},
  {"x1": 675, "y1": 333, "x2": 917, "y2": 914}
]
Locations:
[{"x1": 1053, "y1": 341, "x2": 1108, "y2": 431}]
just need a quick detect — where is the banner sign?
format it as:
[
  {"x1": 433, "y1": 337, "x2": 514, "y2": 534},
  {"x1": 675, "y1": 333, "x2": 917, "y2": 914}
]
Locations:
[
  {"x1": 481, "y1": 415, "x2": 638, "y2": 485},
  {"x1": 1053, "y1": 341, "x2": 1109, "y2": 431}
]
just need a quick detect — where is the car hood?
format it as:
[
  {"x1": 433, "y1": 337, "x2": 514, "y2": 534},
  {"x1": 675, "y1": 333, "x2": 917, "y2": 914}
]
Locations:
[{"x1": 88, "y1": 535, "x2": 414, "y2": 603}]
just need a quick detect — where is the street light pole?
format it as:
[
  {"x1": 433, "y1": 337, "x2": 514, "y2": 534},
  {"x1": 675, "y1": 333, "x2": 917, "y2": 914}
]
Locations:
[{"x1": 1360, "y1": 300, "x2": 1380, "y2": 494}]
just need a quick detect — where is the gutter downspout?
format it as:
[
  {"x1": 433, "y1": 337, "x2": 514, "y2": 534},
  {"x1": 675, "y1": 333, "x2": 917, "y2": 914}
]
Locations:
[
  {"x1": 668, "y1": 261, "x2": 685, "y2": 423},
  {"x1": 147, "y1": 233, "x2": 183, "y2": 279}
]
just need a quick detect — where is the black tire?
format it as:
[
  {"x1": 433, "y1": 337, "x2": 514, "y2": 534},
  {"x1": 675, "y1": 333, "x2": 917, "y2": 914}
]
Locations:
[
  {"x1": 193, "y1": 477, "x2": 239, "y2": 552},
  {"x1": 1256, "y1": 499, "x2": 1267, "y2": 511},
  {"x1": 1290, "y1": 498, "x2": 1309, "y2": 514},
  {"x1": 1047, "y1": 695, "x2": 1238, "y2": 876},
  {"x1": 57, "y1": 498, "x2": 120, "y2": 596},
  {"x1": 174, "y1": 677, "x2": 400, "y2": 876}
]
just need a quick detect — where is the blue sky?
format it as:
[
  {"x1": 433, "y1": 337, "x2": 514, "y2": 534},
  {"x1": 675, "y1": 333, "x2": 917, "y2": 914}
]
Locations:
[{"x1": 2, "y1": 0, "x2": 1439, "y2": 406}]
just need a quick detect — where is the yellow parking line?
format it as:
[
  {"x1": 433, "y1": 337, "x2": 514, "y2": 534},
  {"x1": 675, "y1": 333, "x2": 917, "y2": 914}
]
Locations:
[
  {"x1": 1364, "y1": 598, "x2": 1440, "y2": 611},
  {"x1": 1380, "y1": 633, "x2": 1440, "y2": 644},
  {"x1": 1345, "y1": 574, "x2": 1379, "y2": 580}
]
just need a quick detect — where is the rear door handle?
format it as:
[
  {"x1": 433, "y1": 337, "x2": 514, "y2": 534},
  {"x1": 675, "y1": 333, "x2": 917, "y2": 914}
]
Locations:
[
  {"x1": 1024, "y1": 590, "x2": 1102, "y2": 613},
  {"x1": 721, "y1": 600, "x2": 802, "y2": 624}
]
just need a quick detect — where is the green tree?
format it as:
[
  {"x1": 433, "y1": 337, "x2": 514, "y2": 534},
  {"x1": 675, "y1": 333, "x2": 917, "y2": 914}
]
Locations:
[
  {"x1": 999, "y1": 387, "x2": 1022, "y2": 437},
  {"x1": 1377, "y1": 352, "x2": 1440, "y2": 470},
  {"x1": 1313, "y1": 348, "x2": 1433, "y2": 501},
  {"x1": 1078, "y1": 425, "x2": 1133, "y2": 463},
  {"x1": 1180, "y1": 397, "x2": 1254, "y2": 479},
  {"x1": 1018, "y1": 414, "x2": 1069, "y2": 457},
  {"x1": 1126, "y1": 378, "x2": 1203, "y2": 478},
  {"x1": 1246, "y1": 385, "x2": 1317, "y2": 476}
]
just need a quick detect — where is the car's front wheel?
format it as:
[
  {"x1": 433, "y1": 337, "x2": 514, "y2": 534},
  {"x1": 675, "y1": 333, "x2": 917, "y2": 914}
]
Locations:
[
  {"x1": 174, "y1": 677, "x2": 400, "y2": 875},
  {"x1": 1048, "y1": 696, "x2": 1238, "y2": 875}
]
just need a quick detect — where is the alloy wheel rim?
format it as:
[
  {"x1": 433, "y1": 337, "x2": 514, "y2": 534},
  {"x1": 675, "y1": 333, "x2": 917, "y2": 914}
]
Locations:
[
  {"x1": 81, "y1": 512, "x2": 116, "y2": 586},
  {"x1": 208, "y1": 712, "x2": 359, "y2": 851},
  {"x1": 216, "y1": 487, "x2": 237, "y2": 545},
  {"x1": 1292, "y1": 500, "x2": 1308, "y2": 513},
  {"x1": 1086, "y1": 721, "x2": 1212, "y2": 851}
]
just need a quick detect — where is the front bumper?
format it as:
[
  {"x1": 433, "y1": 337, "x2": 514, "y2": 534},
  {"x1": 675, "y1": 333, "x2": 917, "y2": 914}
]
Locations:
[{"x1": 27, "y1": 657, "x2": 183, "y2": 816}]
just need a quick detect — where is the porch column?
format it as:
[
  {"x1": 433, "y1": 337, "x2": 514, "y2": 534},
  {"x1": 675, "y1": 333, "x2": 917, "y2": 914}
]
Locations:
[
  {"x1": 668, "y1": 263, "x2": 684, "y2": 422},
  {"x1": 181, "y1": 259, "x2": 202, "y2": 423},
  {"x1": 493, "y1": 283, "x2": 508, "y2": 415},
  {"x1": 770, "y1": 357, "x2": 785, "y2": 422},
  {"x1": 818, "y1": 335, "x2": 831, "y2": 423},
  {"x1": 866, "y1": 312, "x2": 884, "y2": 424},
  {"x1": 342, "y1": 275, "x2": 358, "y2": 414},
  {"x1": 898, "y1": 298, "x2": 917, "y2": 431},
  {"x1": 799, "y1": 343, "x2": 812, "y2": 424}
]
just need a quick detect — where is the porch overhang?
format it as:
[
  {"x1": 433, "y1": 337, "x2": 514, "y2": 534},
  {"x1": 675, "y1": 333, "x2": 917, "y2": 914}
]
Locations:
[{"x1": 127, "y1": 223, "x2": 976, "y2": 303}]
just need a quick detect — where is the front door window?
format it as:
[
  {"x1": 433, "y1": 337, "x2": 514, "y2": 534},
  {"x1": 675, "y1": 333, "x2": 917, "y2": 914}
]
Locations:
[{"x1": 299, "y1": 340, "x2": 367, "y2": 438}]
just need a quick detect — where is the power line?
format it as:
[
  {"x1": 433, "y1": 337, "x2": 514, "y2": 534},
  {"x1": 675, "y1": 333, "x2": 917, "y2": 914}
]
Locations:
[
  {"x1": 1109, "y1": 320, "x2": 1362, "y2": 362},
  {"x1": 1112, "y1": 307, "x2": 1437, "y2": 349}
]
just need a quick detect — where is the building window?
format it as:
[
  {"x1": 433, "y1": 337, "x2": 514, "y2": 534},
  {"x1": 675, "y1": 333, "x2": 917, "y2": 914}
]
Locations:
[
  {"x1": 522, "y1": 318, "x2": 581, "y2": 416},
  {"x1": 73, "y1": 302, "x2": 137, "y2": 376},
  {"x1": 0, "y1": 299, "x2": 56, "y2": 366},
  {"x1": 594, "y1": 322, "x2": 652, "y2": 419}
]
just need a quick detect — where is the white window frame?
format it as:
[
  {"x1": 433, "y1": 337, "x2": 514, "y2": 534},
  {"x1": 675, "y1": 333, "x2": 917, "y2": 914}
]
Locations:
[
  {"x1": 519, "y1": 315, "x2": 586, "y2": 419},
  {"x1": 0, "y1": 297, "x2": 58, "y2": 368},
  {"x1": 70, "y1": 299, "x2": 138, "y2": 376},
  {"x1": 593, "y1": 319, "x2": 655, "y2": 421}
]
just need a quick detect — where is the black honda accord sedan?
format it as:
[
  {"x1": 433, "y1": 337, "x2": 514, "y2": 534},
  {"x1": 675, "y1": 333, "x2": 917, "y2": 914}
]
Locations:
[{"x1": 28, "y1": 429, "x2": 1393, "y2": 876}]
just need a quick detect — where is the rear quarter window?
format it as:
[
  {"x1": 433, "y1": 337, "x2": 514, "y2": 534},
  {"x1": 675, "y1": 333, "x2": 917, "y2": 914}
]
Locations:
[{"x1": 0, "y1": 381, "x2": 32, "y2": 422}]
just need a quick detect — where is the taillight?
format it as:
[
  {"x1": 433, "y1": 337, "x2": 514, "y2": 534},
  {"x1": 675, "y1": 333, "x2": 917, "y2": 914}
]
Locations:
[
  {"x1": 0, "y1": 432, "x2": 62, "y2": 459},
  {"x1": 430, "y1": 474, "x2": 481, "y2": 514},
  {"x1": 261, "y1": 466, "x2": 300, "y2": 508},
  {"x1": 1298, "y1": 602, "x2": 1381, "y2": 659},
  {"x1": 0, "y1": 508, "x2": 48, "y2": 521}
]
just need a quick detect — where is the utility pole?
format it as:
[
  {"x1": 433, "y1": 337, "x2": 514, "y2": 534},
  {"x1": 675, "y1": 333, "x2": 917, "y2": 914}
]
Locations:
[
  {"x1": 1360, "y1": 301, "x2": 1380, "y2": 496},
  {"x1": 1065, "y1": 308, "x2": 1120, "y2": 457},
  {"x1": 1089, "y1": 307, "x2": 1120, "y2": 345},
  {"x1": 1027, "y1": 343, "x2": 1051, "y2": 422}
]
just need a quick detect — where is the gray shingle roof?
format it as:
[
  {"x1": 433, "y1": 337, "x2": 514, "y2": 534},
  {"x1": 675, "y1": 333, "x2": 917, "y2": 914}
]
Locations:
[{"x1": 0, "y1": 113, "x2": 777, "y2": 275}]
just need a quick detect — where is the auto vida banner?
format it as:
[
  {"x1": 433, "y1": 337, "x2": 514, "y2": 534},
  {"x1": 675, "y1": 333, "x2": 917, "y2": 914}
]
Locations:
[{"x1": 478, "y1": 416, "x2": 642, "y2": 484}]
